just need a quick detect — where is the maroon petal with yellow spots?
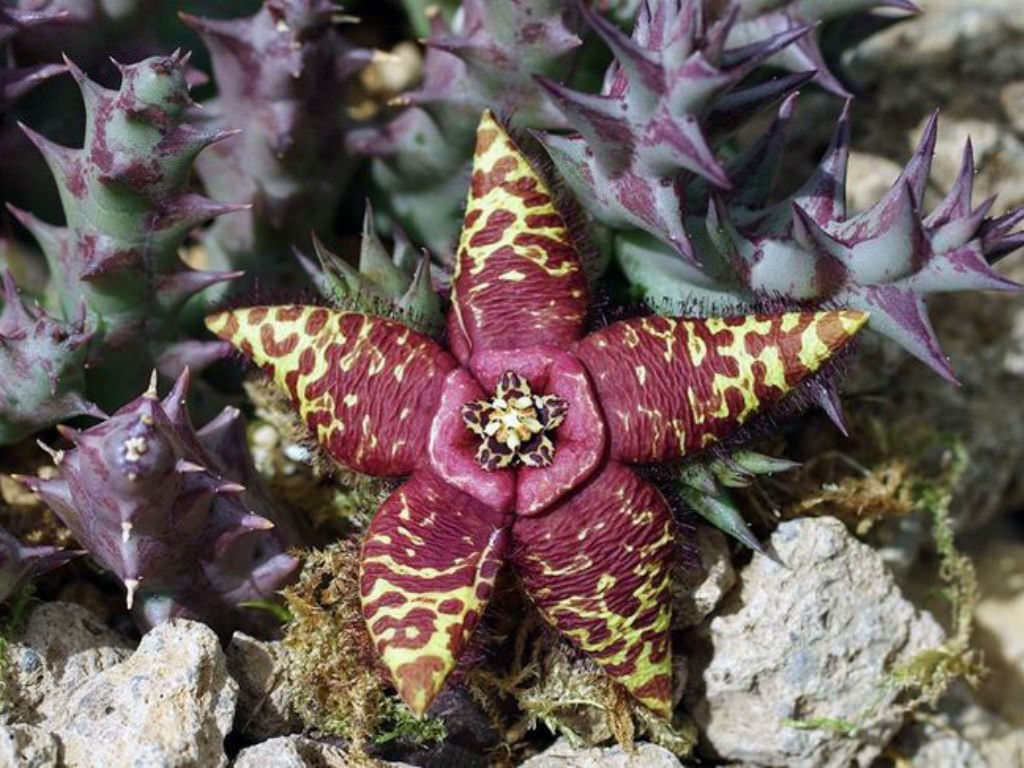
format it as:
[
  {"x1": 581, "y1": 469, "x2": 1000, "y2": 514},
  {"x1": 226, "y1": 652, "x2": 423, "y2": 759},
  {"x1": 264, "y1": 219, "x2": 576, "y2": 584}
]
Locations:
[
  {"x1": 207, "y1": 110, "x2": 869, "y2": 720},
  {"x1": 205, "y1": 307, "x2": 456, "y2": 475},
  {"x1": 572, "y1": 311, "x2": 869, "y2": 464},
  {"x1": 512, "y1": 462, "x2": 676, "y2": 717},
  {"x1": 447, "y1": 111, "x2": 589, "y2": 365},
  {"x1": 360, "y1": 471, "x2": 510, "y2": 714}
]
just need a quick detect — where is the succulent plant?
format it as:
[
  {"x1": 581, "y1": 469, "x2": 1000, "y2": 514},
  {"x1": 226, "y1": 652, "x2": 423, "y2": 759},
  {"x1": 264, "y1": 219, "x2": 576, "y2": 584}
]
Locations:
[
  {"x1": 0, "y1": 270, "x2": 102, "y2": 444},
  {"x1": 536, "y1": 0, "x2": 814, "y2": 261},
  {"x1": 13, "y1": 370, "x2": 301, "y2": 639},
  {"x1": 7, "y1": 52, "x2": 243, "y2": 410},
  {"x1": 619, "y1": 102, "x2": 1024, "y2": 383},
  {"x1": 0, "y1": 525, "x2": 80, "y2": 603},
  {"x1": 301, "y1": 201, "x2": 444, "y2": 336},
  {"x1": 206, "y1": 112, "x2": 867, "y2": 716},
  {"x1": 518, "y1": 1, "x2": 1022, "y2": 405},
  {"x1": 4, "y1": 0, "x2": 160, "y2": 73},
  {"x1": 729, "y1": 0, "x2": 920, "y2": 96},
  {"x1": 184, "y1": 0, "x2": 372, "y2": 292},
  {"x1": 0, "y1": 6, "x2": 66, "y2": 112},
  {"x1": 347, "y1": 0, "x2": 585, "y2": 259}
]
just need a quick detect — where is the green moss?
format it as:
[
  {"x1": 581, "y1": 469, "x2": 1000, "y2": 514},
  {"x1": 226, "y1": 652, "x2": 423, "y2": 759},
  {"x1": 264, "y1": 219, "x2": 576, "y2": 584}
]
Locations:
[
  {"x1": 782, "y1": 716, "x2": 862, "y2": 737},
  {"x1": 280, "y1": 542, "x2": 445, "y2": 751},
  {"x1": 888, "y1": 439, "x2": 985, "y2": 706}
]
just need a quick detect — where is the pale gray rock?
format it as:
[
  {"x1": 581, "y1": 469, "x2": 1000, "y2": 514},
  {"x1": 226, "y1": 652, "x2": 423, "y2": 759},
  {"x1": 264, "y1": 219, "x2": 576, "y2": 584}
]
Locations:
[
  {"x1": 688, "y1": 517, "x2": 945, "y2": 768},
  {"x1": 226, "y1": 632, "x2": 301, "y2": 741},
  {"x1": 6, "y1": 601, "x2": 132, "y2": 722},
  {"x1": 846, "y1": 0, "x2": 1024, "y2": 97},
  {"x1": 672, "y1": 526, "x2": 736, "y2": 630},
  {"x1": 519, "y1": 737, "x2": 683, "y2": 768},
  {"x1": 845, "y1": 151, "x2": 906, "y2": 215},
  {"x1": 233, "y1": 736, "x2": 338, "y2": 768},
  {"x1": 904, "y1": 732, "x2": 988, "y2": 768},
  {"x1": 0, "y1": 724, "x2": 60, "y2": 768},
  {"x1": 888, "y1": 681, "x2": 1024, "y2": 768},
  {"x1": 233, "y1": 736, "x2": 417, "y2": 768},
  {"x1": 48, "y1": 619, "x2": 237, "y2": 768}
]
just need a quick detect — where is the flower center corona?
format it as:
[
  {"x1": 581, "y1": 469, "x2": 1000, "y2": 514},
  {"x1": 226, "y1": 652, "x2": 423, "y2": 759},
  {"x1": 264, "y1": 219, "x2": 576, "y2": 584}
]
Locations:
[{"x1": 461, "y1": 370, "x2": 569, "y2": 470}]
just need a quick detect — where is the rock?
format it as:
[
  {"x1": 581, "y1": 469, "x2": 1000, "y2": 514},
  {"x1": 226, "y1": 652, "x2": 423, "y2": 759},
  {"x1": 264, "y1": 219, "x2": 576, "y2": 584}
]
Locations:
[
  {"x1": 226, "y1": 632, "x2": 301, "y2": 741},
  {"x1": 519, "y1": 737, "x2": 683, "y2": 768},
  {"x1": 845, "y1": 0, "x2": 1024, "y2": 100},
  {"x1": 0, "y1": 724, "x2": 60, "y2": 768},
  {"x1": 886, "y1": 681, "x2": 1024, "y2": 768},
  {"x1": 899, "y1": 729, "x2": 989, "y2": 768},
  {"x1": 962, "y1": 521, "x2": 1024, "y2": 728},
  {"x1": 672, "y1": 526, "x2": 736, "y2": 630},
  {"x1": 232, "y1": 735, "x2": 367, "y2": 768},
  {"x1": 688, "y1": 517, "x2": 945, "y2": 768},
  {"x1": 7, "y1": 601, "x2": 132, "y2": 722},
  {"x1": 894, "y1": 288, "x2": 1024, "y2": 531},
  {"x1": 48, "y1": 620, "x2": 237, "y2": 768},
  {"x1": 845, "y1": 152, "x2": 906, "y2": 214}
]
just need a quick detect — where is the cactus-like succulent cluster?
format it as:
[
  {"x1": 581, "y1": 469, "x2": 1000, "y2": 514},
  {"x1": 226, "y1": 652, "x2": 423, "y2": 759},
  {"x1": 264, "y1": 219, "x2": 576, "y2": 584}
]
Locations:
[
  {"x1": 7, "y1": 52, "x2": 242, "y2": 415},
  {"x1": 185, "y1": 0, "x2": 372, "y2": 290},
  {"x1": 347, "y1": 0, "x2": 585, "y2": 259},
  {"x1": 14, "y1": 370, "x2": 300, "y2": 638},
  {"x1": 621, "y1": 103, "x2": 1022, "y2": 383},
  {"x1": 0, "y1": 270, "x2": 100, "y2": 443},
  {"x1": 302, "y1": 202, "x2": 443, "y2": 336}
]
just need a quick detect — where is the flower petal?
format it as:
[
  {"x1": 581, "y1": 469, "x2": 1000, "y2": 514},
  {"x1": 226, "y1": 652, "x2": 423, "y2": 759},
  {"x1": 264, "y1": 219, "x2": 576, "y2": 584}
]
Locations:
[
  {"x1": 206, "y1": 306, "x2": 456, "y2": 476},
  {"x1": 573, "y1": 310, "x2": 868, "y2": 464},
  {"x1": 512, "y1": 462, "x2": 675, "y2": 717},
  {"x1": 428, "y1": 368, "x2": 516, "y2": 512},
  {"x1": 361, "y1": 470, "x2": 510, "y2": 714},
  {"x1": 448, "y1": 111, "x2": 589, "y2": 363}
]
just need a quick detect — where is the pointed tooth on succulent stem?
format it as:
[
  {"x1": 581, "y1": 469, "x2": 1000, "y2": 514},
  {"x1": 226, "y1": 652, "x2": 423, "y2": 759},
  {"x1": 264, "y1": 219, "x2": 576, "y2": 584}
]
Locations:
[
  {"x1": 36, "y1": 440, "x2": 65, "y2": 465},
  {"x1": 124, "y1": 579, "x2": 140, "y2": 610},
  {"x1": 55, "y1": 424, "x2": 79, "y2": 445},
  {"x1": 176, "y1": 459, "x2": 206, "y2": 474},
  {"x1": 239, "y1": 514, "x2": 275, "y2": 531},
  {"x1": 121, "y1": 521, "x2": 133, "y2": 544},
  {"x1": 144, "y1": 370, "x2": 159, "y2": 400},
  {"x1": 215, "y1": 482, "x2": 247, "y2": 495}
]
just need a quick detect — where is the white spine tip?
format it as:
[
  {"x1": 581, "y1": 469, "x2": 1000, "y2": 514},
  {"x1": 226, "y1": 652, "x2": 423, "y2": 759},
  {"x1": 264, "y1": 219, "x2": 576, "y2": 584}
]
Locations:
[
  {"x1": 124, "y1": 578, "x2": 140, "y2": 610},
  {"x1": 144, "y1": 370, "x2": 159, "y2": 399}
]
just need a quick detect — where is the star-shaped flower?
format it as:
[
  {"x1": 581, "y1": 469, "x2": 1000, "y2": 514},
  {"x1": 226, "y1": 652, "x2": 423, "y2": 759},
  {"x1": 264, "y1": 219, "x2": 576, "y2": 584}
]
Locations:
[{"x1": 206, "y1": 111, "x2": 867, "y2": 717}]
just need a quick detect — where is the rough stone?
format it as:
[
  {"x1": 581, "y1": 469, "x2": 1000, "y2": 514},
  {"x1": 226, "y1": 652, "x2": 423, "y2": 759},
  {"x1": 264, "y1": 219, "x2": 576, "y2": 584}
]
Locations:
[
  {"x1": 688, "y1": 517, "x2": 945, "y2": 768},
  {"x1": 962, "y1": 521, "x2": 1024, "y2": 729},
  {"x1": 7, "y1": 601, "x2": 132, "y2": 722},
  {"x1": 232, "y1": 735, "x2": 367, "y2": 768},
  {"x1": 234, "y1": 735, "x2": 420, "y2": 768},
  {"x1": 887, "y1": 681, "x2": 1024, "y2": 768},
  {"x1": 48, "y1": 620, "x2": 237, "y2": 768},
  {"x1": 845, "y1": 0, "x2": 1024, "y2": 98},
  {"x1": 226, "y1": 632, "x2": 301, "y2": 741},
  {"x1": 519, "y1": 737, "x2": 683, "y2": 768},
  {"x1": 0, "y1": 724, "x2": 60, "y2": 768},
  {"x1": 845, "y1": 151, "x2": 907, "y2": 215},
  {"x1": 672, "y1": 526, "x2": 736, "y2": 630}
]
